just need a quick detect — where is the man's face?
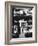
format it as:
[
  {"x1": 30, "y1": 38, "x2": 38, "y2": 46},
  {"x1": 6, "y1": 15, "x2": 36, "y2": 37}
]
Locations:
[{"x1": 21, "y1": 21, "x2": 28, "y2": 29}]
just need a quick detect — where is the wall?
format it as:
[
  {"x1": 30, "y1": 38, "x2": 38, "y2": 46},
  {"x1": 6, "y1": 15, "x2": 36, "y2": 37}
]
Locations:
[{"x1": 0, "y1": 0, "x2": 38, "y2": 46}]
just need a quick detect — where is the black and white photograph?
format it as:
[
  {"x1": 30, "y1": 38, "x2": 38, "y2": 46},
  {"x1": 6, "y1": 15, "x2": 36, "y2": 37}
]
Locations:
[{"x1": 11, "y1": 7, "x2": 33, "y2": 38}]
